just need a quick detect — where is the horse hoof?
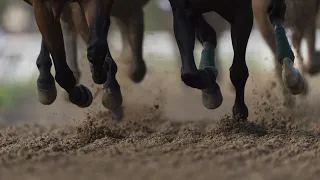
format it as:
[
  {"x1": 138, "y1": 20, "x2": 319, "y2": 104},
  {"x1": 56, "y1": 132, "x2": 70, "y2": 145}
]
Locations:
[
  {"x1": 102, "y1": 88, "x2": 123, "y2": 110},
  {"x1": 37, "y1": 83, "x2": 57, "y2": 105},
  {"x1": 232, "y1": 104, "x2": 248, "y2": 121},
  {"x1": 282, "y1": 57, "x2": 305, "y2": 95},
  {"x1": 129, "y1": 60, "x2": 146, "y2": 83},
  {"x1": 90, "y1": 63, "x2": 107, "y2": 84},
  {"x1": 70, "y1": 84, "x2": 93, "y2": 108},
  {"x1": 111, "y1": 106, "x2": 124, "y2": 120},
  {"x1": 202, "y1": 82, "x2": 223, "y2": 109}
]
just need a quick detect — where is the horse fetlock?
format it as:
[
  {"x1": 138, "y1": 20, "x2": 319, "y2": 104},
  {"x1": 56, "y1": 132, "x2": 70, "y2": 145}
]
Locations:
[
  {"x1": 90, "y1": 63, "x2": 108, "y2": 84},
  {"x1": 87, "y1": 43, "x2": 107, "y2": 64},
  {"x1": 68, "y1": 84, "x2": 93, "y2": 108},
  {"x1": 230, "y1": 65, "x2": 249, "y2": 87},
  {"x1": 55, "y1": 70, "x2": 76, "y2": 90},
  {"x1": 282, "y1": 57, "x2": 305, "y2": 95},
  {"x1": 181, "y1": 67, "x2": 217, "y2": 89},
  {"x1": 202, "y1": 81, "x2": 223, "y2": 109},
  {"x1": 129, "y1": 59, "x2": 146, "y2": 83}
]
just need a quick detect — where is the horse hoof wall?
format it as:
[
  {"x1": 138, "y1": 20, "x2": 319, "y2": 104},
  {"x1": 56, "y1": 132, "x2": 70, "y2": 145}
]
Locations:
[
  {"x1": 37, "y1": 84, "x2": 57, "y2": 105},
  {"x1": 129, "y1": 60, "x2": 146, "y2": 83},
  {"x1": 232, "y1": 104, "x2": 248, "y2": 121},
  {"x1": 102, "y1": 88, "x2": 123, "y2": 110},
  {"x1": 202, "y1": 82, "x2": 223, "y2": 109},
  {"x1": 76, "y1": 84, "x2": 93, "y2": 108},
  {"x1": 282, "y1": 58, "x2": 305, "y2": 95}
]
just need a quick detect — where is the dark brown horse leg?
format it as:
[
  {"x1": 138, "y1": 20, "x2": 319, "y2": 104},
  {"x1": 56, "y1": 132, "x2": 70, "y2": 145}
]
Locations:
[
  {"x1": 168, "y1": 0, "x2": 215, "y2": 90},
  {"x1": 79, "y1": 0, "x2": 123, "y2": 119},
  {"x1": 229, "y1": 4, "x2": 253, "y2": 120},
  {"x1": 33, "y1": 0, "x2": 92, "y2": 108},
  {"x1": 78, "y1": 0, "x2": 110, "y2": 85},
  {"x1": 195, "y1": 15, "x2": 222, "y2": 109},
  {"x1": 123, "y1": 9, "x2": 146, "y2": 83},
  {"x1": 36, "y1": 39, "x2": 57, "y2": 105}
]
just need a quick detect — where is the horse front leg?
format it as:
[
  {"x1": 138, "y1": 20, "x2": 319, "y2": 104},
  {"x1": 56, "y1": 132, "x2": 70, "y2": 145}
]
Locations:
[
  {"x1": 168, "y1": 0, "x2": 216, "y2": 91},
  {"x1": 33, "y1": 0, "x2": 93, "y2": 108},
  {"x1": 229, "y1": 2, "x2": 253, "y2": 120}
]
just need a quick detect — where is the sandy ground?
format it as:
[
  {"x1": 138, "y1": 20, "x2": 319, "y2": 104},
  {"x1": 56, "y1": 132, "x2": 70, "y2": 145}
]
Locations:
[{"x1": 1, "y1": 55, "x2": 320, "y2": 180}]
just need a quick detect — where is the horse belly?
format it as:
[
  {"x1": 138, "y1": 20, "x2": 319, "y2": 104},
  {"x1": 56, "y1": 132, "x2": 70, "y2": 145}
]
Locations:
[
  {"x1": 188, "y1": 0, "x2": 237, "y2": 20},
  {"x1": 111, "y1": 0, "x2": 150, "y2": 16}
]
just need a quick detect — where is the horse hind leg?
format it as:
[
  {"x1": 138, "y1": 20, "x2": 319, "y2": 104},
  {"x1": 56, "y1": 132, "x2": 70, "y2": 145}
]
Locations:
[
  {"x1": 33, "y1": 1, "x2": 92, "y2": 108},
  {"x1": 195, "y1": 15, "x2": 223, "y2": 109},
  {"x1": 116, "y1": 9, "x2": 146, "y2": 83},
  {"x1": 229, "y1": 5, "x2": 253, "y2": 120}
]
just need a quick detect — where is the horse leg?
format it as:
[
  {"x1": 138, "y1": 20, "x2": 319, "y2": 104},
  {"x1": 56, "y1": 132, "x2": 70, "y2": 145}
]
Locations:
[
  {"x1": 305, "y1": 17, "x2": 320, "y2": 75},
  {"x1": 77, "y1": 0, "x2": 109, "y2": 85},
  {"x1": 116, "y1": 9, "x2": 147, "y2": 83},
  {"x1": 195, "y1": 15, "x2": 222, "y2": 109},
  {"x1": 79, "y1": 0, "x2": 123, "y2": 119},
  {"x1": 61, "y1": 5, "x2": 81, "y2": 84},
  {"x1": 36, "y1": 39, "x2": 57, "y2": 105},
  {"x1": 229, "y1": 4, "x2": 253, "y2": 120},
  {"x1": 115, "y1": 17, "x2": 131, "y2": 65},
  {"x1": 33, "y1": 0, "x2": 92, "y2": 108},
  {"x1": 253, "y1": 0, "x2": 295, "y2": 107},
  {"x1": 168, "y1": 0, "x2": 216, "y2": 90}
]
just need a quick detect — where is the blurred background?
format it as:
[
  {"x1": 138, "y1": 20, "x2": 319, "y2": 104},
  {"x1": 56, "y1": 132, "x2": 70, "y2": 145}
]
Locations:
[{"x1": 1, "y1": 0, "x2": 320, "y2": 126}]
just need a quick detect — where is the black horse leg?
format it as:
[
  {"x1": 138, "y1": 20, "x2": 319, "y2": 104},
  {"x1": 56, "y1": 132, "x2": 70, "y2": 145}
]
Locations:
[
  {"x1": 229, "y1": 4, "x2": 253, "y2": 120},
  {"x1": 168, "y1": 0, "x2": 215, "y2": 90},
  {"x1": 36, "y1": 39, "x2": 57, "y2": 105},
  {"x1": 195, "y1": 15, "x2": 223, "y2": 109},
  {"x1": 78, "y1": 0, "x2": 110, "y2": 85},
  {"x1": 79, "y1": 0, "x2": 123, "y2": 119},
  {"x1": 33, "y1": 1, "x2": 92, "y2": 108}
]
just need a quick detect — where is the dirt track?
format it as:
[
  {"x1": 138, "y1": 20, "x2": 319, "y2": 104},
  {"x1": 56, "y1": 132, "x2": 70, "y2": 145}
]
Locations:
[{"x1": 1, "y1": 60, "x2": 320, "y2": 179}]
